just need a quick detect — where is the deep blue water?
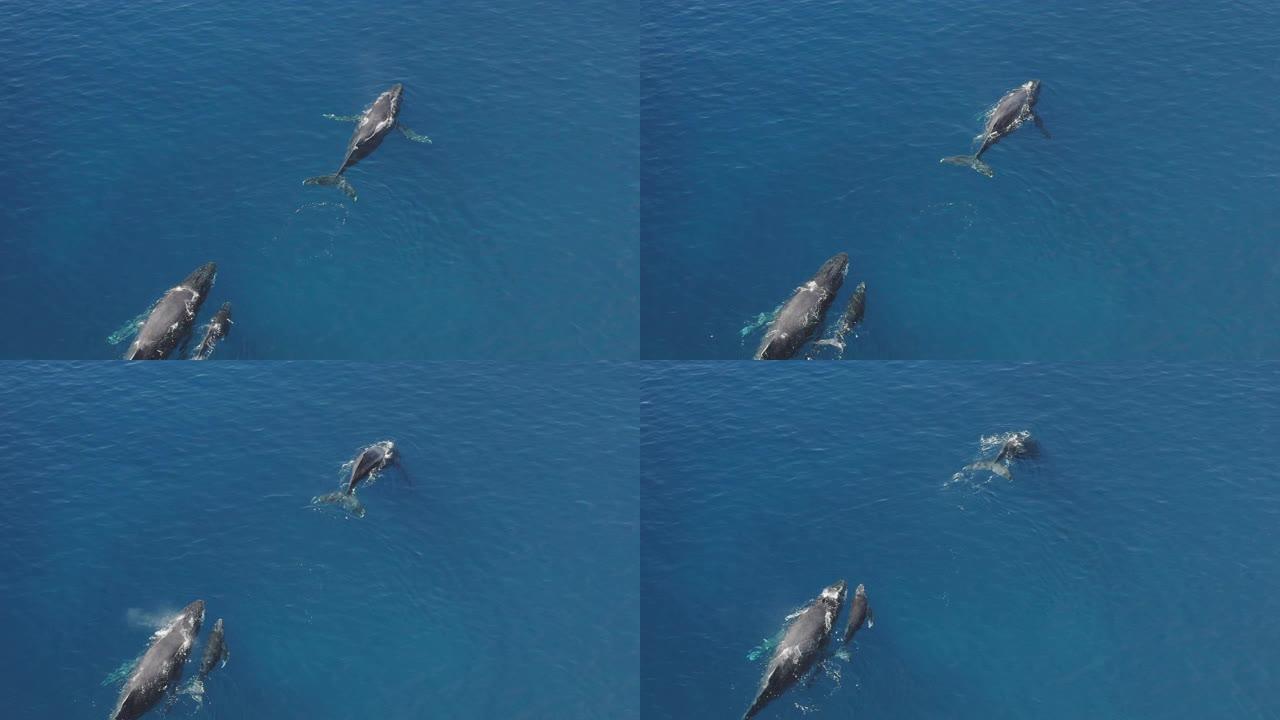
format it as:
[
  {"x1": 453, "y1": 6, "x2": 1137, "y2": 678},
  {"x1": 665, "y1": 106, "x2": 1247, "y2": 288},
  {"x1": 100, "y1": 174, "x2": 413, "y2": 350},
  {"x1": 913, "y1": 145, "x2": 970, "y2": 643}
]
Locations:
[
  {"x1": 0, "y1": 363, "x2": 638, "y2": 718},
  {"x1": 642, "y1": 0, "x2": 1280, "y2": 359},
  {"x1": 0, "y1": 0, "x2": 637, "y2": 359},
  {"x1": 642, "y1": 363, "x2": 1280, "y2": 718}
]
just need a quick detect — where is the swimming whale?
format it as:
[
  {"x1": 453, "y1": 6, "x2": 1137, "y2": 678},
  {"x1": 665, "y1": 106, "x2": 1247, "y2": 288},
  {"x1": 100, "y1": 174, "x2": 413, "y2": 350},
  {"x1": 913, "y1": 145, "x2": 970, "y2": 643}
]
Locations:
[
  {"x1": 841, "y1": 583, "x2": 874, "y2": 645},
  {"x1": 191, "y1": 302, "x2": 232, "y2": 361},
  {"x1": 110, "y1": 600, "x2": 205, "y2": 720},
  {"x1": 312, "y1": 440, "x2": 397, "y2": 517},
  {"x1": 812, "y1": 281, "x2": 866, "y2": 355},
  {"x1": 743, "y1": 580, "x2": 847, "y2": 720},
  {"x1": 304, "y1": 83, "x2": 431, "y2": 201},
  {"x1": 125, "y1": 263, "x2": 217, "y2": 360},
  {"x1": 941, "y1": 80, "x2": 1049, "y2": 177},
  {"x1": 754, "y1": 253, "x2": 849, "y2": 360},
  {"x1": 964, "y1": 430, "x2": 1037, "y2": 480},
  {"x1": 197, "y1": 618, "x2": 229, "y2": 682}
]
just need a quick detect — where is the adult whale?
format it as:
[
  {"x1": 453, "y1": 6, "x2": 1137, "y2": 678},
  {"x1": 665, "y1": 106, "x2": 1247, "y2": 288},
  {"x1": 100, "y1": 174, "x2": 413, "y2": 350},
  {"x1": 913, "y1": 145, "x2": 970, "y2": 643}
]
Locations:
[
  {"x1": 304, "y1": 83, "x2": 431, "y2": 201},
  {"x1": 125, "y1": 263, "x2": 217, "y2": 360},
  {"x1": 110, "y1": 600, "x2": 205, "y2": 720},
  {"x1": 742, "y1": 580, "x2": 847, "y2": 720},
  {"x1": 941, "y1": 79, "x2": 1049, "y2": 177},
  {"x1": 191, "y1": 302, "x2": 232, "y2": 361},
  {"x1": 312, "y1": 440, "x2": 397, "y2": 517},
  {"x1": 754, "y1": 253, "x2": 849, "y2": 360}
]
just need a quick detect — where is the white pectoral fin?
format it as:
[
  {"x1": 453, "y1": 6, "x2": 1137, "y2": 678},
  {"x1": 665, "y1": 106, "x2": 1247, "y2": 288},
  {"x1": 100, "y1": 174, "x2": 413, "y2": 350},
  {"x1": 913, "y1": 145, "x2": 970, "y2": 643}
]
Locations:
[{"x1": 398, "y1": 125, "x2": 432, "y2": 143}]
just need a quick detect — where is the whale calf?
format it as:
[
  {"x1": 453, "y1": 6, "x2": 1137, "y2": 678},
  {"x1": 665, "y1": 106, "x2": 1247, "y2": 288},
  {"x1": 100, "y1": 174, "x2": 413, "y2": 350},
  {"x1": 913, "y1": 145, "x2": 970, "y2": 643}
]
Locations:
[
  {"x1": 743, "y1": 580, "x2": 847, "y2": 719},
  {"x1": 191, "y1": 302, "x2": 232, "y2": 360},
  {"x1": 841, "y1": 583, "x2": 874, "y2": 645},
  {"x1": 755, "y1": 253, "x2": 849, "y2": 360},
  {"x1": 304, "y1": 84, "x2": 431, "y2": 201},
  {"x1": 312, "y1": 440, "x2": 397, "y2": 517},
  {"x1": 125, "y1": 263, "x2": 217, "y2": 360},
  {"x1": 197, "y1": 618, "x2": 229, "y2": 681},
  {"x1": 941, "y1": 80, "x2": 1049, "y2": 177},
  {"x1": 811, "y1": 281, "x2": 866, "y2": 355},
  {"x1": 110, "y1": 600, "x2": 205, "y2": 720}
]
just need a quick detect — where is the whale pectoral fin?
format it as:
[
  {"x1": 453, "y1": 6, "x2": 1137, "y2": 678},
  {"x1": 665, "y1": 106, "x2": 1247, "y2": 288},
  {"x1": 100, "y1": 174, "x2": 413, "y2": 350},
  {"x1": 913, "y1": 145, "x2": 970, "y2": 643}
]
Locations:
[
  {"x1": 322, "y1": 113, "x2": 361, "y2": 123},
  {"x1": 866, "y1": 607, "x2": 874, "y2": 629},
  {"x1": 741, "y1": 303, "x2": 785, "y2": 341},
  {"x1": 1033, "y1": 113, "x2": 1051, "y2": 139},
  {"x1": 398, "y1": 125, "x2": 432, "y2": 144},
  {"x1": 107, "y1": 306, "x2": 155, "y2": 346}
]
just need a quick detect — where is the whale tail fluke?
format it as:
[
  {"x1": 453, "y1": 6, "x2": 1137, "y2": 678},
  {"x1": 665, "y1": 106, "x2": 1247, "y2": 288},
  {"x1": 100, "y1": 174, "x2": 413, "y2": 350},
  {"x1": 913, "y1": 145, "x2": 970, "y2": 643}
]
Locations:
[
  {"x1": 303, "y1": 174, "x2": 358, "y2": 201},
  {"x1": 311, "y1": 491, "x2": 366, "y2": 518},
  {"x1": 940, "y1": 155, "x2": 995, "y2": 178},
  {"x1": 964, "y1": 460, "x2": 1013, "y2": 481}
]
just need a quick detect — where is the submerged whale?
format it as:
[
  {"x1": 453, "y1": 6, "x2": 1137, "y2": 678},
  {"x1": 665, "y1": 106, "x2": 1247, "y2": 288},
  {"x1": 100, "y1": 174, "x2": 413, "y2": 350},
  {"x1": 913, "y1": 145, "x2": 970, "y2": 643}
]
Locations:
[
  {"x1": 110, "y1": 600, "x2": 205, "y2": 720},
  {"x1": 963, "y1": 430, "x2": 1038, "y2": 480},
  {"x1": 941, "y1": 79, "x2": 1049, "y2": 177},
  {"x1": 743, "y1": 580, "x2": 847, "y2": 720},
  {"x1": 755, "y1": 253, "x2": 849, "y2": 360},
  {"x1": 125, "y1": 263, "x2": 217, "y2": 360},
  {"x1": 191, "y1": 302, "x2": 232, "y2": 361},
  {"x1": 312, "y1": 440, "x2": 397, "y2": 517},
  {"x1": 304, "y1": 83, "x2": 431, "y2": 201}
]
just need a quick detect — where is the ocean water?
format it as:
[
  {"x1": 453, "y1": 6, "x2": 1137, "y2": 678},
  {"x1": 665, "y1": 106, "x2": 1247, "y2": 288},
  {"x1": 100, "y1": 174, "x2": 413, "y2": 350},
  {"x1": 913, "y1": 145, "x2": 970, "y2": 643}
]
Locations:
[
  {"x1": 0, "y1": 362, "x2": 638, "y2": 718},
  {"x1": 0, "y1": 0, "x2": 637, "y2": 359},
  {"x1": 641, "y1": 0, "x2": 1280, "y2": 359},
  {"x1": 642, "y1": 363, "x2": 1280, "y2": 718}
]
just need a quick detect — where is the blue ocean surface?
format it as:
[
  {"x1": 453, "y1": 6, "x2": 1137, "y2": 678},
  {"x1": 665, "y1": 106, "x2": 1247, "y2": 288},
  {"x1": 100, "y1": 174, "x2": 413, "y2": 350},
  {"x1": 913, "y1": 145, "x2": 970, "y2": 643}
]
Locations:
[
  {"x1": 641, "y1": 0, "x2": 1280, "y2": 359},
  {"x1": 0, "y1": 0, "x2": 637, "y2": 359},
  {"x1": 642, "y1": 363, "x2": 1280, "y2": 718},
  {"x1": 0, "y1": 363, "x2": 638, "y2": 718}
]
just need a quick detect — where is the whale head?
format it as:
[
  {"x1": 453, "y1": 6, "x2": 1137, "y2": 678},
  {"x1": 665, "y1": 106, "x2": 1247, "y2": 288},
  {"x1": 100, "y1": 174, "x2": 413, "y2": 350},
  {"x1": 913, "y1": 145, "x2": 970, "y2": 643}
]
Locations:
[
  {"x1": 1024, "y1": 79, "x2": 1041, "y2": 102},
  {"x1": 812, "y1": 252, "x2": 850, "y2": 290},
  {"x1": 181, "y1": 262, "x2": 217, "y2": 297},
  {"x1": 821, "y1": 580, "x2": 848, "y2": 607},
  {"x1": 178, "y1": 599, "x2": 206, "y2": 636}
]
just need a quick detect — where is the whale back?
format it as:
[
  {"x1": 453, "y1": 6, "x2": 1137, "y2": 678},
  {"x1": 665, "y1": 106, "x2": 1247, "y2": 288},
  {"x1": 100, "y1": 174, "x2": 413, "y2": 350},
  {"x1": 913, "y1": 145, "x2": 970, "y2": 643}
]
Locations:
[{"x1": 340, "y1": 85, "x2": 404, "y2": 171}]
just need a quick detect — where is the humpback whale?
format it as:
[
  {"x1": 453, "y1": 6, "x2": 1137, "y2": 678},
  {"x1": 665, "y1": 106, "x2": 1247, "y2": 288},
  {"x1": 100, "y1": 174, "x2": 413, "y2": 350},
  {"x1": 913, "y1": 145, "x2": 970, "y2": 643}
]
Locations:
[
  {"x1": 125, "y1": 263, "x2": 217, "y2": 360},
  {"x1": 841, "y1": 583, "x2": 874, "y2": 645},
  {"x1": 963, "y1": 430, "x2": 1038, "y2": 480},
  {"x1": 191, "y1": 302, "x2": 232, "y2": 361},
  {"x1": 941, "y1": 80, "x2": 1049, "y2": 177},
  {"x1": 755, "y1": 253, "x2": 849, "y2": 360},
  {"x1": 743, "y1": 580, "x2": 847, "y2": 720},
  {"x1": 304, "y1": 83, "x2": 431, "y2": 201},
  {"x1": 312, "y1": 440, "x2": 397, "y2": 517},
  {"x1": 811, "y1": 281, "x2": 866, "y2": 355},
  {"x1": 110, "y1": 600, "x2": 205, "y2": 720},
  {"x1": 197, "y1": 618, "x2": 229, "y2": 681}
]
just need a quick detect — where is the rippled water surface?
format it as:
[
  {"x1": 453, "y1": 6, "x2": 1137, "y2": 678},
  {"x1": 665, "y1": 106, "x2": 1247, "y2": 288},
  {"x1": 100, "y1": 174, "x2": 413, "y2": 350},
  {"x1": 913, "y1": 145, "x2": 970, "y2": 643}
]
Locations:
[
  {"x1": 642, "y1": 363, "x2": 1280, "y2": 718},
  {"x1": 0, "y1": 363, "x2": 638, "y2": 718},
  {"x1": 0, "y1": 0, "x2": 637, "y2": 359},
  {"x1": 642, "y1": 0, "x2": 1280, "y2": 359}
]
